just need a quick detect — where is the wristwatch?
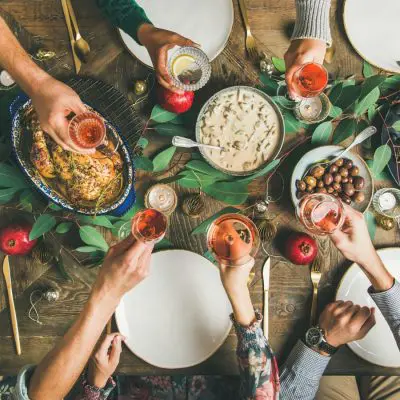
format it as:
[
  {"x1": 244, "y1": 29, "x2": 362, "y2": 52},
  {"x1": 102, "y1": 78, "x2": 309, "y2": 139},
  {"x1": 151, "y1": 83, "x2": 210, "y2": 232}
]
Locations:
[{"x1": 305, "y1": 326, "x2": 338, "y2": 356}]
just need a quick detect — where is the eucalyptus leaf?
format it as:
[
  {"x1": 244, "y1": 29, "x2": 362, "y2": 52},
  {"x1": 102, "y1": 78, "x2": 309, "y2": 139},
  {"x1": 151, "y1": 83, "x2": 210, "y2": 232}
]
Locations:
[
  {"x1": 259, "y1": 74, "x2": 279, "y2": 96},
  {"x1": 363, "y1": 61, "x2": 374, "y2": 78},
  {"x1": 335, "y1": 85, "x2": 361, "y2": 110},
  {"x1": 150, "y1": 105, "x2": 177, "y2": 123},
  {"x1": 154, "y1": 123, "x2": 191, "y2": 137},
  {"x1": 79, "y1": 226, "x2": 109, "y2": 252},
  {"x1": 185, "y1": 160, "x2": 232, "y2": 180},
  {"x1": 203, "y1": 182, "x2": 249, "y2": 205},
  {"x1": 0, "y1": 163, "x2": 29, "y2": 189},
  {"x1": 134, "y1": 155, "x2": 154, "y2": 172},
  {"x1": 177, "y1": 170, "x2": 216, "y2": 189},
  {"x1": 136, "y1": 137, "x2": 149, "y2": 149},
  {"x1": 272, "y1": 57, "x2": 286, "y2": 73},
  {"x1": 311, "y1": 121, "x2": 333, "y2": 145},
  {"x1": 191, "y1": 207, "x2": 240, "y2": 235},
  {"x1": 56, "y1": 222, "x2": 73, "y2": 234},
  {"x1": 370, "y1": 144, "x2": 392, "y2": 177},
  {"x1": 76, "y1": 246, "x2": 104, "y2": 253},
  {"x1": 360, "y1": 75, "x2": 385, "y2": 99},
  {"x1": 329, "y1": 82, "x2": 343, "y2": 105},
  {"x1": 329, "y1": 106, "x2": 342, "y2": 119},
  {"x1": 354, "y1": 87, "x2": 380, "y2": 116},
  {"x1": 0, "y1": 142, "x2": 11, "y2": 161},
  {"x1": 78, "y1": 215, "x2": 114, "y2": 228},
  {"x1": 152, "y1": 146, "x2": 177, "y2": 173},
  {"x1": 154, "y1": 238, "x2": 174, "y2": 251},
  {"x1": 283, "y1": 112, "x2": 304, "y2": 134},
  {"x1": 170, "y1": 115, "x2": 185, "y2": 125},
  {"x1": 381, "y1": 75, "x2": 400, "y2": 93},
  {"x1": 365, "y1": 211, "x2": 376, "y2": 240},
  {"x1": 393, "y1": 121, "x2": 400, "y2": 132},
  {"x1": 235, "y1": 159, "x2": 281, "y2": 183},
  {"x1": 0, "y1": 188, "x2": 20, "y2": 204},
  {"x1": 342, "y1": 79, "x2": 356, "y2": 87},
  {"x1": 203, "y1": 249, "x2": 217, "y2": 264},
  {"x1": 368, "y1": 105, "x2": 378, "y2": 122},
  {"x1": 48, "y1": 203, "x2": 62, "y2": 211},
  {"x1": 366, "y1": 160, "x2": 390, "y2": 180},
  {"x1": 271, "y1": 96, "x2": 295, "y2": 109},
  {"x1": 332, "y1": 118, "x2": 357, "y2": 145},
  {"x1": 29, "y1": 214, "x2": 57, "y2": 240}
]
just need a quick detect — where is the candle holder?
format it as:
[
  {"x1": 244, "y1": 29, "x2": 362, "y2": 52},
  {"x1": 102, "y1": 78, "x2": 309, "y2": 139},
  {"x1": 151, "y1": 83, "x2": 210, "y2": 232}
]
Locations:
[
  {"x1": 294, "y1": 93, "x2": 331, "y2": 124},
  {"x1": 144, "y1": 184, "x2": 178, "y2": 216},
  {"x1": 373, "y1": 188, "x2": 400, "y2": 221},
  {"x1": 0, "y1": 70, "x2": 16, "y2": 90}
]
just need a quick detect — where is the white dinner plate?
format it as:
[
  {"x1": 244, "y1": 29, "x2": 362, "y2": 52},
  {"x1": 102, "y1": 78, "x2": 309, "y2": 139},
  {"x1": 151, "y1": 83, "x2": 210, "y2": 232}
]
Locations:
[
  {"x1": 290, "y1": 145, "x2": 373, "y2": 213},
  {"x1": 118, "y1": 0, "x2": 234, "y2": 68},
  {"x1": 115, "y1": 250, "x2": 233, "y2": 368},
  {"x1": 336, "y1": 248, "x2": 400, "y2": 367},
  {"x1": 344, "y1": 0, "x2": 400, "y2": 73}
]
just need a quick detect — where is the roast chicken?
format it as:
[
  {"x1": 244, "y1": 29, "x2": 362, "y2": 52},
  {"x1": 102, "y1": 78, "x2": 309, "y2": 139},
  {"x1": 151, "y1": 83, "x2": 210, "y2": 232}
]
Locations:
[{"x1": 26, "y1": 107, "x2": 124, "y2": 208}]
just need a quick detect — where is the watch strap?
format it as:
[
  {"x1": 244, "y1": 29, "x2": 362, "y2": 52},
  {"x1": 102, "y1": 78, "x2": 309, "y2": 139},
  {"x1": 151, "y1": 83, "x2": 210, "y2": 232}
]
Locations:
[{"x1": 319, "y1": 339, "x2": 338, "y2": 355}]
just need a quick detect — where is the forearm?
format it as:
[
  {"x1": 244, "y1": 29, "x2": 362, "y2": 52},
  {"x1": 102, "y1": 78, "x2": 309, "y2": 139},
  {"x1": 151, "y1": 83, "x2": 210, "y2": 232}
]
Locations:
[
  {"x1": 292, "y1": 0, "x2": 332, "y2": 46},
  {"x1": 360, "y1": 253, "x2": 394, "y2": 292},
  {"x1": 0, "y1": 16, "x2": 50, "y2": 96},
  {"x1": 280, "y1": 340, "x2": 330, "y2": 400},
  {"x1": 28, "y1": 288, "x2": 119, "y2": 400}
]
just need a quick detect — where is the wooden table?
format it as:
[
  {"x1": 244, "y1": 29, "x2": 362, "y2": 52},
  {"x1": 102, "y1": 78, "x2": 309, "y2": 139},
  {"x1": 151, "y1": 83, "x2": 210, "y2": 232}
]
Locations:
[{"x1": 0, "y1": 0, "x2": 399, "y2": 377}]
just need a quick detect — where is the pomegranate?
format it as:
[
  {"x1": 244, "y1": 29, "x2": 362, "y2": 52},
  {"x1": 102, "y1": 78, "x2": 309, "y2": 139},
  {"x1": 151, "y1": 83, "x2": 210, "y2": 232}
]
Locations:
[
  {"x1": 156, "y1": 85, "x2": 194, "y2": 114},
  {"x1": 284, "y1": 232, "x2": 317, "y2": 265},
  {"x1": 0, "y1": 224, "x2": 37, "y2": 256}
]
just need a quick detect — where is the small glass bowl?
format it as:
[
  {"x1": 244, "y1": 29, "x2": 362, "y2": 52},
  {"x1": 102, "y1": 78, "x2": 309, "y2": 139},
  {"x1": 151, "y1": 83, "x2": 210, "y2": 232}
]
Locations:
[{"x1": 168, "y1": 46, "x2": 211, "y2": 91}]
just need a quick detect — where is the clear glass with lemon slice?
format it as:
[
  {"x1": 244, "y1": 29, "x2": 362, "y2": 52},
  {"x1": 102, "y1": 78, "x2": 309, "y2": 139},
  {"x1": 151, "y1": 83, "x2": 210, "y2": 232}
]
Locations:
[{"x1": 168, "y1": 46, "x2": 211, "y2": 91}]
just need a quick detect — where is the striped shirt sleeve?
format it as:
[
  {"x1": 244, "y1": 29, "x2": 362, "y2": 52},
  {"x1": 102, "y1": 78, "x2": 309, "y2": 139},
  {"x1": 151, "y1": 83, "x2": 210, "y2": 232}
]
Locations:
[
  {"x1": 369, "y1": 280, "x2": 400, "y2": 349},
  {"x1": 279, "y1": 340, "x2": 330, "y2": 399}
]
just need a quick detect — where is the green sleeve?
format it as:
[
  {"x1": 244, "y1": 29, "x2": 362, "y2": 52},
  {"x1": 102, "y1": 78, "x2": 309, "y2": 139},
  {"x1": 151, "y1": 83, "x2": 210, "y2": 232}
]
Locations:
[{"x1": 96, "y1": 0, "x2": 152, "y2": 44}]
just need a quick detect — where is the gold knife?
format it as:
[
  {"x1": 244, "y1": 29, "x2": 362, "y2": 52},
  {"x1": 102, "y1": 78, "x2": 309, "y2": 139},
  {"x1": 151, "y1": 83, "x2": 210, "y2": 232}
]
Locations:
[
  {"x1": 2, "y1": 256, "x2": 21, "y2": 355},
  {"x1": 262, "y1": 257, "x2": 271, "y2": 338},
  {"x1": 60, "y1": 0, "x2": 81, "y2": 74}
]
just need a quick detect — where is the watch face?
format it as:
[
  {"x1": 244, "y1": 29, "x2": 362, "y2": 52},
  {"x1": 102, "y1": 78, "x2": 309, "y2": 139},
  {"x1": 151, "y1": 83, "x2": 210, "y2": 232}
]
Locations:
[{"x1": 305, "y1": 327, "x2": 323, "y2": 347}]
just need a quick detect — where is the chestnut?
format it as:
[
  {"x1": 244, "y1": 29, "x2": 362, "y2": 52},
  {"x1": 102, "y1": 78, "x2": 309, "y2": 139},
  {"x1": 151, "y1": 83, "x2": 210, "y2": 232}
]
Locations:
[
  {"x1": 305, "y1": 176, "x2": 317, "y2": 188},
  {"x1": 343, "y1": 183, "x2": 355, "y2": 197},
  {"x1": 340, "y1": 194, "x2": 352, "y2": 204},
  {"x1": 329, "y1": 164, "x2": 338, "y2": 174},
  {"x1": 350, "y1": 166, "x2": 360, "y2": 176},
  {"x1": 344, "y1": 159, "x2": 353, "y2": 169},
  {"x1": 333, "y1": 173, "x2": 342, "y2": 183},
  {"x1": 310, "y1": 165, "x2": 325, "y2": 178},
  {"x1": 353, "y1": 176, "x2": 365, "y2": 190},
  {"x1": 334, "y1": 158, "x2": 344, "y2": 167},
  {"x1": 339, "y1": 167, "x2": 349, "y2": 178},
  {"x1": 353, "y1": 191, "x2": 365, "y2": 203},
  {"x1": 323, "y1": 173, "x2": 334, "y2": 186},
  {"x1": 332, "y1": 182, "x2": 342, "y2": 192},
  {"x1": 296, "y1": 179, "x2": 307, "y2": 191}
]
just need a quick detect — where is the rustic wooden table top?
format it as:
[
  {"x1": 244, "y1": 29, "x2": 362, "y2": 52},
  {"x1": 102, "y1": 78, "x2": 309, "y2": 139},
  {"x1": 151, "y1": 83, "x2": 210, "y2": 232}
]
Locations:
[{"x1": 0, "y1": 0, "x2": 399, "y2": 377}]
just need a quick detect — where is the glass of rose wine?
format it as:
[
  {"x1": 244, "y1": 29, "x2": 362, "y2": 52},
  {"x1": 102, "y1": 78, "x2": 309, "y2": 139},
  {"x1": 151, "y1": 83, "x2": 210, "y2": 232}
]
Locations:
[
  {"x1": 69, "y1": 112, "x2": 106, "y2": 150},
  {"x1": 207, "y1": 213, "x2": 260, "y2": 267},
  {"x1": 131, "y1": 208, "x2": 168, "y2": 244},
  {"x1": 292, "y1": 63, "x2": 328, "y2": 98},
  {"x1": 297, "y1": 193, "x2": 345, "y2": 235}
]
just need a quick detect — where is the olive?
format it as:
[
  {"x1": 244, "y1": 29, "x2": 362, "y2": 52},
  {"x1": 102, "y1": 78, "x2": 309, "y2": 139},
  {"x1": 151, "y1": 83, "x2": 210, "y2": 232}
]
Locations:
[
  {"x1": 317, "y1": 180, "x2": 325, "y2": 188},
  {"x1": 306, "y1": 184, "x2": 314, "y2": 193},
  {"x1": 329, "y1": 164, "x2": 338, "y2": 174},
  {"x1": 353, "y1": 191, "x2": 365, "y2": 203},
  {"x1": 304, "y1": 176, "x2": 317, "y2": 188},
  {"x1": 340, "y1": 194, "x2": 352, "y2": 205},
  {"x1": 344, "y1": 159, "x2": 353, "y2": 169},
  {"x1": 332, "y1": 182, "x2": 342, "y2": 192},
  {"x1": 348, "y1": 177, "x2": 353, "y2": 184},
  {"x1": 350, "y1": 166, "x2": 360, "y2": 176},
  {"x1": 339, "y1": 167, "x2": 349, "y2": 177},
  {"x1": 342, "y1": 177, "x2": 349, "y2": 184},
  {"x1": 316, "y1": 187, "x2": 328, "y2": 194},
  {"x1": 353, "y1": 176, "x2": 365, "y2": 190},
  {"x1": 310, "y1": 165, "x2": 325, "y2": 178},
  {"x1": 326, "y1": 186, "x2": 334, "y2": 194},
  {"x1": 332, "y1": 191, "x2": 339, "y2": 197},
  {"x1": 296, "y1": 179, "x2": 307, "y2": 191},
  {"x1": 335, "y1": 158, "x2": 344, "y2": 167},
  {"x1": 333, "y1": 173, "x2": 342, "y2": 183},
  {"x1": 343, "y1": 183, "x2": 355, "y2": 197},
  {"x1": 323, "y1": 173, "x2": 334, "y2": 186}
]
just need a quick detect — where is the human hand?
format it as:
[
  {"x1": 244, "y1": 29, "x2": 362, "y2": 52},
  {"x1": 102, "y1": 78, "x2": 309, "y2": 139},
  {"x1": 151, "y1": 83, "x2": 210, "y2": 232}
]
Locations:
[
  {"x1": 87, "y1": 333, "x2": 124, "y2": 388},
  {"x1": 284, "y1": 39, "x2": 327, "y2": 100},
  {"x1": 30, "y1": 76, "x2": 93, "y2": 154},
  {"x1": 318, "y1": 301, "x2": 376, "y2": 348},
  {"x1": 137, "y1": 23, "x2": 197, "y2": 93},
  {"x1": 330, "y1": 204, "x2": 393, "y2": 291},
  {"x1": 93, "y1": 236, "x2": 153, "y2": 301}
]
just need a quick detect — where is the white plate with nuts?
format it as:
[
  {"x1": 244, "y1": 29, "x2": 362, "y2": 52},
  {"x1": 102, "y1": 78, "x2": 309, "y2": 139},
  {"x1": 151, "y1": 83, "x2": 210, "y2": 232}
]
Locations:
[
  {"x1": 195, "y1": 86, "x2": 285, "y2": 176},
  {"x1": 291, "y1": 145, "x2": 374, "y2": 213}
]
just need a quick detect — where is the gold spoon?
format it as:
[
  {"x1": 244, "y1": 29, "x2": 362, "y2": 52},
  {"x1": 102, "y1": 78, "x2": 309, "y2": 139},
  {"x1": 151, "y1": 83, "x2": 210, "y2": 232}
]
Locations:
[{"x1": 66, "y1": 0, "x2": 90, "y2": 63}]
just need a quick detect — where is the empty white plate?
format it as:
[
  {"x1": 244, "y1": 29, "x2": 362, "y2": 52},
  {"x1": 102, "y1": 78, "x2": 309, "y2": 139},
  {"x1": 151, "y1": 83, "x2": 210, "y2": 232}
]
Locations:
[
  {"x1": 115, "y1": 250, "x2": 233, "y2": 368},
  {"x1": 118, "y1": 0, "x2": 234, "y2": 68},
  {"x1": 336, "y1": 248, "x2": 400, "y2": 367},
  {"x1": 344, "y1": 0, "x2": 400, "y2": 73}
]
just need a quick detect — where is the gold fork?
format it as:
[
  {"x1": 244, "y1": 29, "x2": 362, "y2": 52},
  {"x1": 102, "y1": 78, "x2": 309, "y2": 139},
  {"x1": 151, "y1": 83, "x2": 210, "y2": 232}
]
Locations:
[
  {"x1": 310, "y1": 258, "x2": 322, "y2": 326},
  {"x1": 238, "y1": 0, "x2": 258, "y2": 61}
]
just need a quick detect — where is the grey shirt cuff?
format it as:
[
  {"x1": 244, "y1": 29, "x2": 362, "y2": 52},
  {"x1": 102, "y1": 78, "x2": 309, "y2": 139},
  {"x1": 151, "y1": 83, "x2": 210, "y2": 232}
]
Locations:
[
  {"x1": 16, "y1": 365, "x2": 35, "y2": 399},
  {"x1": 292, "y1": 0, "x2": 332, "y2": 46}
]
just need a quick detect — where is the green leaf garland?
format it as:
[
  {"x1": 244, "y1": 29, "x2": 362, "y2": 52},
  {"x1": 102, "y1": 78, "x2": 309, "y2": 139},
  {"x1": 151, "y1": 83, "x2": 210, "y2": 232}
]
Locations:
[
  {"x1": 152, "y1": 146, "x2": 177, "y2": 172},
  {"x1": 150, "y1": 105, "x2": 177, "y2": 123},
  {"x1": 79, "y1": 226, "x2": 109, "y2": 252},
  {"x1": 369, "y1": 144, "x2": 392, "y2": 177},
  {"x1": 311, "y1": 121, "x2": 333, "y2": 145},
  {"x1": 332, "y1": 118, "x2": 357, "y2": 145},
  {"x1": 29, "y1": 214, "x2": 57, "y2": 240},
  {"x1": 202, "y1": 182, "x2": 249, "y2": 205}
]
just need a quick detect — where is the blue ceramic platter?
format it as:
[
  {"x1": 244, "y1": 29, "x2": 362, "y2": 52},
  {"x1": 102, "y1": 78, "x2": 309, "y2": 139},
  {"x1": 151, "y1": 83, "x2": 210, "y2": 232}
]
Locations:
[{"x1": 10, "y1": 95, "x2": 135, "y2": 215}]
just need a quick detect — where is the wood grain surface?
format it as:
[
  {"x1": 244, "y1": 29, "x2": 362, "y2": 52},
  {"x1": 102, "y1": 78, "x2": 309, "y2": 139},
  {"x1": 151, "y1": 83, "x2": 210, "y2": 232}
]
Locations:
[{"x1": 0, "y1": 0, "x2": 398, "y2": 377}]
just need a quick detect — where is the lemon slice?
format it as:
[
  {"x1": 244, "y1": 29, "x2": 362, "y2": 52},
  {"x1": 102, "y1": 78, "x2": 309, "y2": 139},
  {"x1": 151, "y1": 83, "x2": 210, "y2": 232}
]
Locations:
[{"x1": 172, "y1": 54, "x2": 196, "y2": 78}]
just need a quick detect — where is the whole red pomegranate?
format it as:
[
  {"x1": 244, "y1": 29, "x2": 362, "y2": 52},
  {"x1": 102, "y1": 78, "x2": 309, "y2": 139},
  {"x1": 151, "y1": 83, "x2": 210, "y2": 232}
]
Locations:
[
  {"x1": 156, "y1": 86, "x2": 194, "y2": 114},
  {"x1": 0, "y1": 224, "x2": 37, "y2": 256},
  {"x1": 284, "y1": 232, "x2": 317, "y2": 265}
]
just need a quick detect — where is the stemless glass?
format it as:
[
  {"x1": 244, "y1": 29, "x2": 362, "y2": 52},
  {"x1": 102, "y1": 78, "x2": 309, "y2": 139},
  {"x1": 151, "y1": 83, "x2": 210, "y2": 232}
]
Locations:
[
  {"x1": 68, "y1": 112, "x2": 106, "y2": 150},
  {"x1": 131, "y1": 208, "x2": 168, "y2": 243},
  {"x1": 292, "y1": 63, "x2": 328, "y2": 98},
  {"x1": 297, "y1": 193, "x2": 345, "y2": 235},
  {"x1": 167, "y1": 46, "x2": 211, "y2": 91},
  {"x1": 206, "y1": 213, "x2": 260, "y2": 267}
]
